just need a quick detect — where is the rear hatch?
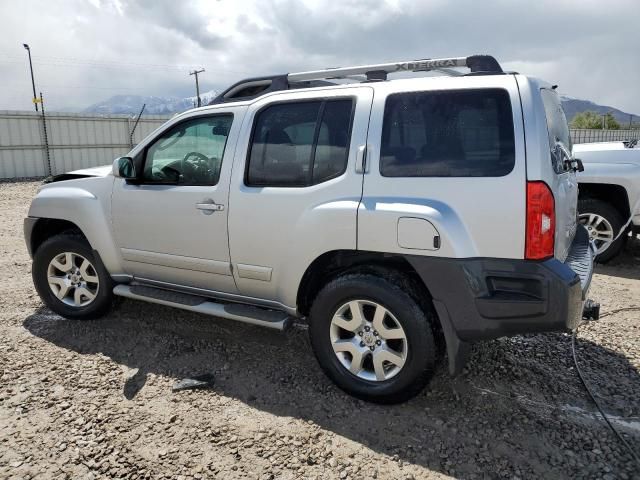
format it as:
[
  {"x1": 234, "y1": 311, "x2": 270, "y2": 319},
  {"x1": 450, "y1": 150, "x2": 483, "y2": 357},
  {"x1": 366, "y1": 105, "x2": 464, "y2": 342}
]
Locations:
[{"x1": 540, "y1": 88, "x2": 579, "y2": 261}]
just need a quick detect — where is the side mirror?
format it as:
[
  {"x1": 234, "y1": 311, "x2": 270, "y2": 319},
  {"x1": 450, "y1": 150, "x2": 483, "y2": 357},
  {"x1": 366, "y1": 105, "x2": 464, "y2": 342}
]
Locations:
[{"x1": 112, "y1": 156, "x2": 136, "y2": 179}]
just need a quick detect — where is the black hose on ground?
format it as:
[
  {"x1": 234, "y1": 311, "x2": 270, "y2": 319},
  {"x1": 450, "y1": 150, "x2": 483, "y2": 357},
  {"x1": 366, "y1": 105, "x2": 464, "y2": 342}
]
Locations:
[{"x1": 571, "y1": 318, "x2": 640, "y2": 467}]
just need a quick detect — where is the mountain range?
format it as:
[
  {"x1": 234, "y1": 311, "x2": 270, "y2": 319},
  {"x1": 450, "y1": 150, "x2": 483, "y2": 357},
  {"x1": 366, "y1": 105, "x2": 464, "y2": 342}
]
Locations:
[
  {"x1": 559, "y1": 96, "x2": 637, "y2": 126},
  {"x1": 82, "y1": 90, "x2": 638, "y2": 125},
  {"x1": 83, "y1": 90, "x2": 218, "y2": 115}
]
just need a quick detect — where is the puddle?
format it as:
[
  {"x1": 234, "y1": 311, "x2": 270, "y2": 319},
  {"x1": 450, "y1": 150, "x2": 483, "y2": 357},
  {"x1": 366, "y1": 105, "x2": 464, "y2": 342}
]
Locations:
[
  {"x1": 561, "y1": 404, "x2": 640, "y2": 433},
  {"x1": 473, "y1": 385, "x2": 640, "y2": 434}
]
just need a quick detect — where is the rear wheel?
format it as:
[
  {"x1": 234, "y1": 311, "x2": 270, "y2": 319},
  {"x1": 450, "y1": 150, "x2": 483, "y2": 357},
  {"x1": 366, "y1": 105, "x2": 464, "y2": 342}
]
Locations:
[
  {"x1": 578, "y1": 198, "x2": 626, "y2": 263},
  {"x1": 32, "y1": 233, "x2": 114, "y2": 319},
  {"x1": 309, "y1": 273, "x2": 436, "y2": 404}
]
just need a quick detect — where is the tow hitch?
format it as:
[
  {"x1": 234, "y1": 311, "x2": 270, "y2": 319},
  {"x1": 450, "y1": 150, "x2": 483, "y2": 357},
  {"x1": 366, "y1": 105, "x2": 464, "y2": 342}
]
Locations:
[{"x1": 582, "y1": 299, "x2": 600, "y2": 321}]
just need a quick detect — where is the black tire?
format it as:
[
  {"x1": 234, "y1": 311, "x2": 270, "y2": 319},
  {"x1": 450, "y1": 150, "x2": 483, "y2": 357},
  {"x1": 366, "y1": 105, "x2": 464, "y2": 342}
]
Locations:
[
  {"x1": 578, "y1": 198, "x2": 626, "y2": 263},
  {"x1": 308, "y1": 273, "x2": 437, "y2": 404},
  {"x1": 32, "y1": 232, "x2": 114, "y2": 320}
]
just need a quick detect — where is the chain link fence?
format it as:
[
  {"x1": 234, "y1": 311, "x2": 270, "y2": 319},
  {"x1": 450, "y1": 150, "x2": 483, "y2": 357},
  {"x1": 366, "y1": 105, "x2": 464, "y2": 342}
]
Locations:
[{"x1": 571, "y1": 129, "x2": 640, "y2": 144}]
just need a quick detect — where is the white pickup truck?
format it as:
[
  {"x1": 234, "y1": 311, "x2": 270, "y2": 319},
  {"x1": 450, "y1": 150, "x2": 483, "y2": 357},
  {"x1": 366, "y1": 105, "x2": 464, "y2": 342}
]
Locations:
[{"x1": 575, "y1": 140, "x2": 640, "y2": 262}]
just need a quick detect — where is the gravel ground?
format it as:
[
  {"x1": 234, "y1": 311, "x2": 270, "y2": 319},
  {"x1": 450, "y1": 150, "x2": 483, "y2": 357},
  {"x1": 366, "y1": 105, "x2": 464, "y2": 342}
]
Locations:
[{"x1": 1, "y1": 180, "x2": 639, "y2": 480}]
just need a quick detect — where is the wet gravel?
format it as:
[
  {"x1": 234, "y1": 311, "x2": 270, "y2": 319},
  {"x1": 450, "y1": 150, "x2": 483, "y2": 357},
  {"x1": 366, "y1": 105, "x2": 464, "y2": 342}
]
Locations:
[{"x1": 1, "y1": 180, "x2": 639, "y2": 479}]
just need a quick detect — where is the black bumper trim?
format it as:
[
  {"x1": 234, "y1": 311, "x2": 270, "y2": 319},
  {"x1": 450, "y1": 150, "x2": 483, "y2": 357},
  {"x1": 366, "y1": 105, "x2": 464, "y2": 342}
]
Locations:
[
  {"x1": 405, "y1": 225, "x2": 594, "y2": 343},
  {"x1": 564, "y1": 224, "x2": 595, "y2": 298}
]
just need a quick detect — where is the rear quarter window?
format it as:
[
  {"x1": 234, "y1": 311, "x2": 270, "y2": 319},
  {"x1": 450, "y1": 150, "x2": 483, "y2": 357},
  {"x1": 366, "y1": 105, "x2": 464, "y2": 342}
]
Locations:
[{"x1": 380, "y1": 89, "x2": 515, "y2": 177}]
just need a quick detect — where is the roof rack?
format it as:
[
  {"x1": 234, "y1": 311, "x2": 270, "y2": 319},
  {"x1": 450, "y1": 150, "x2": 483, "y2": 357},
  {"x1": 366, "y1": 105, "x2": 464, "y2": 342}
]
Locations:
[{"x1": 210, "y1": 55, "x2": 503, "y2": 105}]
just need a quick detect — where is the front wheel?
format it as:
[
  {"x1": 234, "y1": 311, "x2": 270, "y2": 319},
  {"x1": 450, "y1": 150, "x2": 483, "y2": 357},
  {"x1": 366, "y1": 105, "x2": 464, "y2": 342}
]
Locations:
[
  {"x1": 32, "y1": 233, "x2": 114, "y2": 320},
  {"x1": 308, "y1": 273, "x2": 437, "y2": 404}
]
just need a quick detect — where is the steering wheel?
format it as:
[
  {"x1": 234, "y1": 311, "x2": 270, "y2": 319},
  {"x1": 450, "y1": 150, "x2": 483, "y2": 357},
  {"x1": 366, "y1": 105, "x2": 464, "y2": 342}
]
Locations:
[
  {"x1": 183, "y1": 151, "x2": 210, "y2": 164},
  {"x1": 182, "y1": 151, "x2": 212, "y2": 182},
  {"x1": 158, "y1": 165, "x2": 181, "y2": 182}
]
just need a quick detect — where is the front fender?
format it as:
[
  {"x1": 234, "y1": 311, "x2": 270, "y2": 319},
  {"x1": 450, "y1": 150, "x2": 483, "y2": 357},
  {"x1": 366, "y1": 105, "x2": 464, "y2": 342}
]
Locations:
[
  {"x1": 27, "y1": 177, "x2": 124, "y2": 275},
  {"x1": 578, "y1": 162, "x2": 640, "y2": 222}
]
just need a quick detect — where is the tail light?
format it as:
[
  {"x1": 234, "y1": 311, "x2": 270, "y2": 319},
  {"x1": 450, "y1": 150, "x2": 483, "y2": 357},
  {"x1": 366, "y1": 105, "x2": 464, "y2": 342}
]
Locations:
[{"x1": 525, "y1": 181, "x2": 555, "y2": 260}]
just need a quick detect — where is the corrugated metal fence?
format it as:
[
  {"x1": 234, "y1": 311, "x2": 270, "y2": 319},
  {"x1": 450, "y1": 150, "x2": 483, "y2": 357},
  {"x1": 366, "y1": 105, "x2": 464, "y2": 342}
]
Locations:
[
  {"x1": 2, "y1": 109, "x2": 640, "y2": 179},
  {"x1": 0, "y1": 110, "x2": 171, "y2": 179}
]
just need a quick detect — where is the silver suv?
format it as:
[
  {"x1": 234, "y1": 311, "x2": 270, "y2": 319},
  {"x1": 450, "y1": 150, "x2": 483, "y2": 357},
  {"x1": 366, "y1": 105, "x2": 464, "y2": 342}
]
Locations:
[{"x1": 24, "y1": 55, "x2": 596, "y2": 403}]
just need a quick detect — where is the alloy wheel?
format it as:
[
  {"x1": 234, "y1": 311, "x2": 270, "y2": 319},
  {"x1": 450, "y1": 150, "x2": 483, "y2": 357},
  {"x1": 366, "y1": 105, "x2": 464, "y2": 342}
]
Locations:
[
  {"x1": 329, "y1": 299, "x2": 408, "y2": 382},
  {"x1": 46, "y1": 252, "x2": 100, "y2": 307},
  {"x1": 579, "y1": 213, "x2": 615, "y2": 255}
]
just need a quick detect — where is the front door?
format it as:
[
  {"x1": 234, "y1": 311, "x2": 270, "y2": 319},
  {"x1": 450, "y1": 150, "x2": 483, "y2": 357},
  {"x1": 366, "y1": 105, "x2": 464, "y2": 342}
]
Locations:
[{"x1": 111, "y1": 107, "x2": 245, "y2": 293}]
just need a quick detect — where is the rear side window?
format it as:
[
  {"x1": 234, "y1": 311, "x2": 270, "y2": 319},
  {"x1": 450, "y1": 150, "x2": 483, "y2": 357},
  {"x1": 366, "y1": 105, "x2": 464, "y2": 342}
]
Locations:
[
  {"x1": 380, "y1": 89, "x2": 515, "y2": 177},
  {"x1": 246, "y1": 99, "x2": 354, "y2": 187},
  {"x1": 541, "y1": 89, "x2": 572, "y2": 173}
]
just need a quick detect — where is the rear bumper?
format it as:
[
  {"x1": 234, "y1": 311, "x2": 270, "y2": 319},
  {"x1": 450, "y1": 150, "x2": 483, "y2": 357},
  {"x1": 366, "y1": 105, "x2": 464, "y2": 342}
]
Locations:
[{"x1": 405, "y1": 224, "x2": 595, "y2": 343}]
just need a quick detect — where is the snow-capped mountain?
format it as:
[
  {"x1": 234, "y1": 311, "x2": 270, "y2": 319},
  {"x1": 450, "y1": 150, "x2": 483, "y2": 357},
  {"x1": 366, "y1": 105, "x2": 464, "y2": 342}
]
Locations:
[
  {"x1": 83, "y1": 90, "x2": 218, "y2": 115},
  {"x1": 83, "y1": 90, "x2": 638, "y2": 124}
]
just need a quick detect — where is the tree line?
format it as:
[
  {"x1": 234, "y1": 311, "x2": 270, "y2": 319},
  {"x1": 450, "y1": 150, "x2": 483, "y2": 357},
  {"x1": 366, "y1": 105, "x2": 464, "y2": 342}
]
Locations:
[{"x1": 568, "y1": 111, "x2": 640, "y2": 130}]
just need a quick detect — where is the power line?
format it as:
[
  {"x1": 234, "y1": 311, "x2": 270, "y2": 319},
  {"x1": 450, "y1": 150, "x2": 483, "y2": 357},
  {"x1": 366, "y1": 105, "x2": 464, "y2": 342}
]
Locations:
[
  {"x1": 0, "y1": 54, "x2": 251, "y2": 76},
  {"x1": 3, "y1": 82, "x2": 155, "y2": 91}
]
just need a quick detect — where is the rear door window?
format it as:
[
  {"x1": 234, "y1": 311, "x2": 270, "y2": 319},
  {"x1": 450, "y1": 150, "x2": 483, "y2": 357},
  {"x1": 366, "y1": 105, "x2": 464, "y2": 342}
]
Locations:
[
  {"x1": 246, "y1": 98, "x2": 354, "y2": 187},
  {"x1": 380, "y1": 89, "x2": 515, "y2": 177}
]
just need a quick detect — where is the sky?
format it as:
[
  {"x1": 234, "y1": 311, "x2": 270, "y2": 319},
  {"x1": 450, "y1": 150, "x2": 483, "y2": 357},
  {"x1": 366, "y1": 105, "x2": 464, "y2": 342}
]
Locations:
[{"x1": 0, "y1": 0, "x2": 638, "y2": 114}]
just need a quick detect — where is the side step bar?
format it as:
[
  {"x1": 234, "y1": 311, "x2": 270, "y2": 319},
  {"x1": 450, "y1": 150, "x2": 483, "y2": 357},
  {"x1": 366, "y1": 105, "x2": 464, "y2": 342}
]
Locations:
[{"x1": 113, "y1": 284, "x2": 292, "y2": 331}]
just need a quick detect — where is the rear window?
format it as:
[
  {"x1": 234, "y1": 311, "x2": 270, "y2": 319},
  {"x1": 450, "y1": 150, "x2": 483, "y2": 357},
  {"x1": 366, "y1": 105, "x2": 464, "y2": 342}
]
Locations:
[
  {"x1": 541, "y1": 89, "x2": 571, "y2": 149},
  {"x1": 380, "y1": 89, "x2": 515, "y2": 177},
  {"x1": 541, "y1": 89, "x2": 572, "y2": 173}
]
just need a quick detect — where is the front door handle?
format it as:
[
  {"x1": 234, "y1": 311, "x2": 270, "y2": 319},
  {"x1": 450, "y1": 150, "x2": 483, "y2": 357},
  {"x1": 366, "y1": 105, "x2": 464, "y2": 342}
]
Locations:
[{"x1": 196, "y1": 199, "x2": 225, "y2": 214}]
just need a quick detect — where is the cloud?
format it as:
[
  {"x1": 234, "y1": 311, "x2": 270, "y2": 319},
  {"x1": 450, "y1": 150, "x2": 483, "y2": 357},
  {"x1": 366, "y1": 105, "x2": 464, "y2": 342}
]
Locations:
[
  {"x1": 120, "y1": 0, "x2": 225, "y2": 49},
  {"x1": 0, "y1": 0, "x2": 638, "y2": 114}
]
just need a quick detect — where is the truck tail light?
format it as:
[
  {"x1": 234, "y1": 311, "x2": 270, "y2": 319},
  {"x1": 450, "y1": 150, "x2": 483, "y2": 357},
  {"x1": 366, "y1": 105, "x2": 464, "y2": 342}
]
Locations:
[{"x1": 525, "y1": 181, "x2": 555, "y2": 260}]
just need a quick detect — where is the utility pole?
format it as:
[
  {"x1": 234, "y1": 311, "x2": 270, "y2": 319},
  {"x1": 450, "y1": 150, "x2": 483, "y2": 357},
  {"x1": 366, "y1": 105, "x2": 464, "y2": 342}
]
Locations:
[
  {"x1": 23, "y1": 44, "x2": 38, "y2": 112},
  {"x1": 189, "y1": 68, "x2": 205, "y2": 107}
]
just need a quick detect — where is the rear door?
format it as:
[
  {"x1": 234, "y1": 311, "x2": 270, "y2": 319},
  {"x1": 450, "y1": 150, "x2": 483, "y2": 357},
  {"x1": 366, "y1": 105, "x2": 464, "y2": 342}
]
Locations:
[
  {"x1": 359, "y1": 76, "x2": 527, "y2": 259},
  {"x1": 540, "y1": 88, "x2": 579, "y2": 260},
  {"x1": 227, "y1": 86, "x2": 373, "y2": 308}
]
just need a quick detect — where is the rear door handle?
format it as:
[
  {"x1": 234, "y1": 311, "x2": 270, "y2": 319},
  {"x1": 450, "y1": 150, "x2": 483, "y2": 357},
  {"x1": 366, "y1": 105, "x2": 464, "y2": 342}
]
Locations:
[
  {"x1": 196, "y1": 199, "x2": 225, "y2": 214},
  {"x1": 355, "y1": 144, "x2": 368, "y2": 174}
]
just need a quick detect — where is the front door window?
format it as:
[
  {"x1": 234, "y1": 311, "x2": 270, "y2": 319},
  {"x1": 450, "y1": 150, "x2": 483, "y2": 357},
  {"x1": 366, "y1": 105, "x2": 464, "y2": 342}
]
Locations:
[{"x1": 143, "y1": 115, "x2": 233, "y2": 185}]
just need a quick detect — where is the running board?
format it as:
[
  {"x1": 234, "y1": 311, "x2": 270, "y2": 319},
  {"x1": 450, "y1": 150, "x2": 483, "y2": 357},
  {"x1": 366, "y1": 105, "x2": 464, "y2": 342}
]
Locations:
[{"x1": 113, "y1": 284, "x2": 292, "y2": 331}]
